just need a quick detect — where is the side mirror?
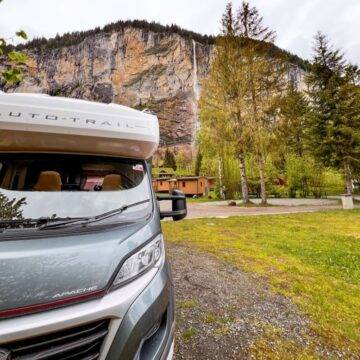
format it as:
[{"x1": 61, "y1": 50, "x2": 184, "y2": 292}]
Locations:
[{"x1": 157, "y1": 189, "x2": 187, "y2": 221}]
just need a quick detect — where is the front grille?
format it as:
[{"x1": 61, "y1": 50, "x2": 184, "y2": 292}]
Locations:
[{"x1": 2, "y1": 319, "x2": 109, "y2": 360}]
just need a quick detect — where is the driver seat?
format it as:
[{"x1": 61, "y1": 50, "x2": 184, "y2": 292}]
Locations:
[{"x1": 34, "y1": 171, "x2": 62, "y2": 191}]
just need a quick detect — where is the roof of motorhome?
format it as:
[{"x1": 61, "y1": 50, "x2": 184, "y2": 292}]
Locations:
[{"x1": 0, "y1": 92, "x2": 159, "y2": 159}]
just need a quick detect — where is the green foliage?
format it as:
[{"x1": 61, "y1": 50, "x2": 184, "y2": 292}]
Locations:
[
  {"x1": 306, "y1": 32, "x2": 360, "y2": 194},
  {"x1": 0, "y1": 30, "x2": 28, "y2": 84},
  {"x1": 278, "y1": 86, "x2": 309, "y2": 157},
  {"x1": 152, "y1": 167, "x2": 175, "y2": 178},
  {"x1": 196, "y1": 149, "x2": 242, "y2": 199},
  {"x1": 16, "y1": 20, "x2": 214, "y2": 52},
  {"x1": 15, "y1": 30, "x2": 28, "y2": 40},
  {"x1": 200, "y1": 9, "x2": 358, "y2": 199},
  {"x1": 200, "y1": 1, "x2": 290, "y2": 203},
  {"x1": 182, "y1": 327, "x2": 198, "y2": 341},
  {"x1": 0, "y1": 193, "x2": 26, "y2": 220},
  {"x1": 13, "y1": 18, "x2": 307, "y2": 69},
  {"x1": 283, "y1": 155, "x2": 323, "y2": 198},
  {"x1": 1, "y1": 68, "x2": 23, "y2": 84},
  {"x1": 163, "y1": 149, "x2": 177, "y2": 171},
  {"x1": 200, "y1": 151, "x2": 346, "y2": 199},
  {"x1": 222, "y1": 155, "x2": 242, "y2": 199},
  {"x1": 175, "y1": 152, "x2": 189, "y2": 173},
  {"x1": 193, "y1": 151, "x2": 203, "y2": 176},
  {"x1": 323, "y1": 169, "x2": 346, "y2": 195},
  {"x1": 7, "y1": 50, "x2": 27, "y2": 64},
  {"x1": 163, "y1": 210, "x2": 360, "y2": 353}
]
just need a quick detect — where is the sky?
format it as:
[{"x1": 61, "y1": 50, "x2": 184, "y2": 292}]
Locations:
[{"x1": 0, "y1": 0, "x2": 359, "y2": 65}]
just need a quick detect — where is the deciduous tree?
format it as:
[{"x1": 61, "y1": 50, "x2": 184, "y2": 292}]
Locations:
[
  {"x1": 235, "y1": 1, "x2": 286, "y2": 205},
  {"x1": 0, "y1": 35, "x2": 28, "y2": 84},
  {"x1": 199, "y1": 2, "x2": 252, "y2": 203},
  {"x1": 0, "y1": 0, "x2": 28, "y2": 84}
]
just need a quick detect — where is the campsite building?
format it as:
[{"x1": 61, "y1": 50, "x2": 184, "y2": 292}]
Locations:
[{"x1": 153, "y1": 176, "x2": 215, "y2": 196}]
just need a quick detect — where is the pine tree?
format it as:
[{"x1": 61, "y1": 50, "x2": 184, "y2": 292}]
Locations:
[
  {"x1": 221, "y1": 2, "x2": 237, "y2": 37},
  {"x1": 278, "y1": 85, "x2": 309, "y2": 157},
  {"x1": 306, "y1": 32, "x2": 360, "y2": 195}
]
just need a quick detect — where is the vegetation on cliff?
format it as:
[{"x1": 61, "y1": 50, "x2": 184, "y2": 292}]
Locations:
[
  {"x1": 16, "y1": 20, "x2": 214, "y2": 50},
  {"x1": 15, "y1": 19, "x2": 308, "y2": 70}
]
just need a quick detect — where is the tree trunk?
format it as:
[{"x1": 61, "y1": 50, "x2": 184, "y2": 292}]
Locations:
[
  {"x1": 344, "y1": 162, "x2": 353, "y2": 195},
  {"x1": 258, "y1": 153, "x2": 267, "y2": 205},
  {"x1": 218, "y1": 156, "x2": 225, "y2": 200},
  {"x1": 238, "y1": 153, "x2": 250, "y2": 204}
]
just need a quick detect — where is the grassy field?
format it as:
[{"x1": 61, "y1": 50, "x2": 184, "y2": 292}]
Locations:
[{"x1": 163, "y1": 210, "x2": 360, "y2": 355}]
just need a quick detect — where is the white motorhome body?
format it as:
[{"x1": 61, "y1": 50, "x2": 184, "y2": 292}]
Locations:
[
  {"x1": 0, "y1": 93, "x2": 185, "y2": 360},
  {"x1": 0, "y1": 92, "x2": 159, "y2": 158}
]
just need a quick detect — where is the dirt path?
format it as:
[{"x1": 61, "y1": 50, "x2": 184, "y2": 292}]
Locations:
[{"x1": 167, "y1": 243, "x2": 351, "y2": 359}]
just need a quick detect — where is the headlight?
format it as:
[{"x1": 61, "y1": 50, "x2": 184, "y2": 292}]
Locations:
[{"x1": 112, "y1": 234, "x2": 164, "y2": 288}]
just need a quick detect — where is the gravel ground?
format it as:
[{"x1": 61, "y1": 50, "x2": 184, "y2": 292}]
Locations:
[
  {"x1": 159, "y1": 199, "x2": 352, "y2": 220},
  {"x1": 182, "y1": 203, "x2": 343, "y2": 219},
  {"x1": 167, "y1": 243, "x2": 354, "y2": 359},
  {"x1": 205, "y1": 198, "x2": 340, "y2": 206}
]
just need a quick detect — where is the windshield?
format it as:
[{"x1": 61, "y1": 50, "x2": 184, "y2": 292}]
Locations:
[{"x1": 0, "y1": 153, "x2": 152, "y2": 228}]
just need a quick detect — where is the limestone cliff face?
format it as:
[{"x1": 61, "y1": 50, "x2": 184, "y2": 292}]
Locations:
[
  {"x1": 2, "y1": 25, "x2": 306, "y2": 160},
  {"x1": 5, "y1": 27, "x2": 213, "y2": 158}
]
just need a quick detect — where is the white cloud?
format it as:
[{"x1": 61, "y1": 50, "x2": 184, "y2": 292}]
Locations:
[{"x1": 0, "y1": 0, "x2": 359, "y2": 64}]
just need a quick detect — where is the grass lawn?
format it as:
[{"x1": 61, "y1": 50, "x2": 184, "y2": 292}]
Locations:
[
  {"x1": 183, "y1": 191, "x2": 219, "y2": 203},
  {"x1": 163, "y1": 210, "x2": 360, "y2": 355}
]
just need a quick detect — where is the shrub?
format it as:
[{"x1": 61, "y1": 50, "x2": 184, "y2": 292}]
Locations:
[{"x1": 322, "y1": 169, "x2": 345, "y2": 196}]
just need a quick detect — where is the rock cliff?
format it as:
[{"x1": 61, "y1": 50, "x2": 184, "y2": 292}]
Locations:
[{"x1": 1, "y1": 22, "x2": 305, "y2": 160}]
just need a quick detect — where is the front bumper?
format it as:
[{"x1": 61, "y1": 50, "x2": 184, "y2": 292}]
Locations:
[{"x1": 0, "y1": 260, "x2": 174, "y2": 360}]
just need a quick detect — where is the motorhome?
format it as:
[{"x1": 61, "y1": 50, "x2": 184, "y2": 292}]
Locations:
[{"x1": 0, "y1": 92, "x2": 187, "y2": 360}]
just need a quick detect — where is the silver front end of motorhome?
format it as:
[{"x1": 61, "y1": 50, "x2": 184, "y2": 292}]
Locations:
[
  {"x1": 0, "y1": 243, "x2": 175, "y2": 360},
  {"x1": 0, "y1": 93, "x2": 185, "y2": 359},
  {"x1": 0, "y1": 161, "x2": 176, "y2": 359}
]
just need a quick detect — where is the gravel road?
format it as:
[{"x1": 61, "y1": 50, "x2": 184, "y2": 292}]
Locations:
[
  {"x1": 159, "y1": 198, "x2": 349, "y2": 220},
  {"x1": 184, "y1": 203, "x2": 342, "y2": 219}
]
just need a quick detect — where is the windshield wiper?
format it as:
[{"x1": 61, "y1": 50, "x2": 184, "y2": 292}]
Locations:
[
  {"x1": 39, "y1": 199, "x2": 151, "y2": 230},
  {"x1": 0, "y1": 217, "x2": 82, "y2": 232},
  {"x1": 0, "y1": 219, "x2": 36, "y2": 232},
  {"x1": 0, "y1": 219, "x2": 33, "y2": 226}
]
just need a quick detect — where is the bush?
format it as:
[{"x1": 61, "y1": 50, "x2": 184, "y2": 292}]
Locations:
[
  {"x1": 322, "y1": 169, "x2": 345, "y2": 196},
  {"x1": 281, "y1": 155, "x2": 327, "y2": 198}
]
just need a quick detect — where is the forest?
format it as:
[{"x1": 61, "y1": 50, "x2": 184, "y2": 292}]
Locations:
[{"x1": 162, "y1": 2, "x2": 360, "y2": 202}]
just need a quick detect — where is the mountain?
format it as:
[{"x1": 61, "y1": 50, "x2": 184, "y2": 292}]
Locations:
[{"x1": 1, "y1": 20, "x2": 307, "y2": 160}]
